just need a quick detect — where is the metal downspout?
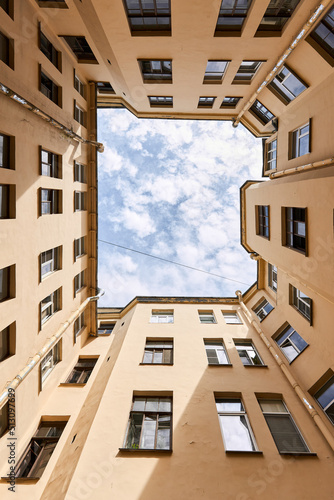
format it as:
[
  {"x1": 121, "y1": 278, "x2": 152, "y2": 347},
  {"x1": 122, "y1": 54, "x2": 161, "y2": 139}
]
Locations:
[
  {"x1": 269, "y1": 157, "x2": 334, "y2": 178},
  {"x1": 235, "y1": 290, "x2": 334, "y2": 452}
]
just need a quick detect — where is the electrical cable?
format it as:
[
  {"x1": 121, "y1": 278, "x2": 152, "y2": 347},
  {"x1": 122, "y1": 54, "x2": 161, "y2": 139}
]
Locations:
[{"x1": 98, "y1": 238, "x2": 252, "y2": 286}]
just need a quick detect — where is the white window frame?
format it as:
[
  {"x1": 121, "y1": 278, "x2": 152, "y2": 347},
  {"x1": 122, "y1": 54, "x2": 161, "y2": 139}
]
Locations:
[
  {"x1": 234, "y1": 340, "x2": 264, "y2": 366},
  {"x1": 74, "y1": 271, "x2": 85, "y2": 296},
  {"x1": 291, "y1": 122, "x2": 310, "y2": 158},
  {"x1": 74, "y1": 311, "x2": 85, "y2": 338},
  {"x1": 74, "y1": 236, "x2": 86, "y2": 261},
  {"x1": 150, "y1": 310, "x2": 174, "y2": 324},
  {"x1": 253, "y1": 298, "x2": 274, "y2": 322},
  {"x1": 204, "y1": 341, "x2": 230, "y2": 365},
  {"x1": 40, "y1": 247, "x2": 60, "y2": 280},
  {"x1": 40, "y1": 289, "x2": 60, "y2": 326},
  {"x1": 216, "y1": 398, "x2": 258, "y2": 452},
  {"x1": 199, "y1": 311, "x2": 216, "y2": 324},
  {"x1": 74, "y1": 191, "x2": 86, "y2": 211},
  {"x1": 40, "y1": 342, "x2": 60, "y2": 385},
  {"x1": 222, "y1": 311, "x2": 242, "y2": 324},
  {"x1": 274, "y1": 324, "x2": 308, "y2": 363},
  {"x1": 266, "y1": 139, "x2": 277, "y2": 171},
  {"x1": 314, "y1": 375, "x2": 334, "y2": 425},
  {"x1": 268, "y1": 263, "x2": 277, "y2": 292},
  {"x1": 74, "y1": 161, "x2": 87, "y2": 183},
  {"x1": 291, "y1": 285, "x2": 312, "y2": 322}
]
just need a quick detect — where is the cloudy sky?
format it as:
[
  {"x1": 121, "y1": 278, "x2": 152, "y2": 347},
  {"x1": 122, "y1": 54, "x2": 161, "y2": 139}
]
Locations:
[{"x1": 97, "y1": 109, "x2": 262, "y2": 307}]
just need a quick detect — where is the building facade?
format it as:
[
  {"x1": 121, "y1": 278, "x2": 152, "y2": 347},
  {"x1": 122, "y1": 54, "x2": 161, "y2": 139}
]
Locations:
[{"x1": 0, "y1": 0, "x2": 333, "y2": 498}]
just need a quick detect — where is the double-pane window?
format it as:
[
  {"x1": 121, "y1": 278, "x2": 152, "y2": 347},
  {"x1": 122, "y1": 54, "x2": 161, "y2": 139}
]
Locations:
[
  {"x1": 268, "y1": 263, "x2": 278, "y2": 292},
  {"x1": 66, "y1": 358, "x2": 97, "y2": 384},
  {"x1": 233, "y1": 61, "x2": 262, "y2": 83},
  {"x1": 74, "y1": 102, "x2": 86, "y2": 126},
  {"x1": 198, "y1": 97, "x2": 216, "y2": 108},
  {"x1": 40, "y1": 31, "x2": 60, "y2": 69},
  {"x1": 74, "y1": 311, "x2": 85, "y2": 338},
  {"x1": 74, "y1": 161, "x2": 87, "y2": 183},
  {"x1": 314, "y1": 376, "x2": 334, "y2": 425},
  {"x1": 74, "y1": 271, "x2": 85, "y2": 296},
  {"x1": 266, "y1": 139, "x2": 277, "y2": 171},
  {"x1": 40, "y1": 247, "x2": 61, "y2": 279},
  {"x1": 221, "y1": 96, "x2": 241, "y2": 107},
  {"x1": 41, "y1": 149, "x2": 60, "y2": 178},
  {"x1": 234, "y1": 340, "x2": 264, "y2": 365},
  {"x1": 74, "y1": 73, "x2": 85, "y2": 97},
  {"x1": 205, "y1": 341, "x2": 230, "y2": 365},
  {"x1": 222, "y1": 311, "x2": 242, "y2": 324},
  {"x1": 216, "y1": 398, "x2": 257, "y2": 451},
  {"x1": 256, "y1": 205, "x2": 269, "y2": 238},
  {"x1": 250, "y1": 100, "x2": 275, "y2": 124},
  {"x1": 74, "y1": 236, "x2": 86, "y2": 261},
  {"x1": 139, "y1": 60, "x2": 172, "y2": 83},
  {"x1": 284, "y1": 207, "x2": 306, "y2": 253},
  {"x1": 203, "y1": 60, "x2": 229, "y2": 83},
  {"x1": 40, "y1": 189, "x2": 61, "y2": 215},
  {"x1": 124, "y1": 396, "x2": 172, "y2": 450},
  {"x1": 275, "y1": 324, "x2": 308, "y2": 362},
  {"x1": 256, "y1": 0, "x2": 301, "y2": 34},
  {"x1": 290, "y1": 123, "x2": 310, "y2": 158},
  {"x1": 74, "y1": 191, "x2": 86, "y2": 211},
  {"x1": 40, "y1": 342, "x2": 60, "y2": 384},
  {"x1": 150, "y1": 310, "x2": 173, "y2": 323},
  {"x1": 253, "y1": 299, "x2": 273, "y2": 321},
  {"x1": 40, "y1": 289, "x2": 61, "y2": 325},
  {"x1": 148, "y1": 96, "x2": 173, "y2": 107},
  {"x1": 215, "y1": 0, "x2": 252, "y2": 34},
  {"x1": 142, "y1": 340, "x2": 173, "y2": 364},
  {"x1": 40, "y1": 71, "x2": 60, "y2": 106},
  {"x1": 290, "y1": 285, "x2": 312, "y2": 322},
  {"x1": 124, "y1": 0, "x2": 171, "y2": 35},
  {"x1": 199, "y1": 311, "x2": 216, "y2": 324},
  {"x1": 309, "y1": 7, "x2": 334, "y2": 62},
  {"x1": 268, "y1": 65, "x2": 307, "y2": 104}
]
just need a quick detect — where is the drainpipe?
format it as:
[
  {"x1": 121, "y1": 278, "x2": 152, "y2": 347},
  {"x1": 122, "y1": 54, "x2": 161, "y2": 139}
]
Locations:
[
  {"x1": 232, "y1": 0, "x2": 332, "y2": 128},
  {"x1": 235, "y1": 290, "x2": 334, "y2": 451},
  {"x1": 0, "y1": 289, "x2": 105, "y2": 409},
  {"x1": 250, "y1": 252, "x2": 260, "y2": 261},
  {"x1": 0, "y1": 83, "x2": 104, "y2": 152},
  {"x1": 269, "y1": 157, "x2": 334, "y2": 179}
]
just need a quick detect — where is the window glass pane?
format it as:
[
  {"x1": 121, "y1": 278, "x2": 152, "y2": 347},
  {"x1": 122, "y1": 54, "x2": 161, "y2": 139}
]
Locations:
[
  {"x1": 216, "y1": 399, "x2": 243, "y2": 412},
  {"x1": 316, "y1": 378, "x2": 334, "y2": 409},
  {"x1": 156, "y1": 415, "x2": 170, "y2": 449},
  {"x1": 126, "y1": 413, "x2": 143, "y2": 448},
  {"x1": 259, "y1": 400, "x2": 286, "y2": 413},
  {"x1": 220, "y1": 415, "x2": 255, "y2": 451},
  {"x1": 132, "y1": 398, "x2": 146, "y2": 411},
  {"x1": 146, "y1": 398, "x2": 159, "y2": 412},
  {"x1": 159, "y1": 398, "x2": 172, "y2": 412},
  {"x1": 153, "y1": 351, "x2": 163, "y2": 363},
  {"x1": 141, "y1": 415, "x2": 157, "y2": 449},
  {"x1": 265, "y1": 415, "x2": 308, "y2": 452}
]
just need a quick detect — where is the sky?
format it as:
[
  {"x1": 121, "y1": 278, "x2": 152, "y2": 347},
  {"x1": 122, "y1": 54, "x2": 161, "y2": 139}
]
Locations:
[{"x1": 97, "y1": 109, "x2": 263, "y2": 307}]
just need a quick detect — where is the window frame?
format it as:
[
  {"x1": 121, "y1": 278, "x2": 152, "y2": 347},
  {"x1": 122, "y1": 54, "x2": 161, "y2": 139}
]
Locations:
[
  {"x1": 141, "y1": 339, "x2": 173, "y2": 365},
  {"x1": 258, "y1": 398, "x2": 312, "y2": 454},
  {"x1": 74, "y1": 191, "x2": 87, "y2": 212},
  {"x1": 0, "y1": 264, "x2": 15, "y2": 303},
  {"x1": 264, "y1": 137, "x2": 277, "y2": 173},
  {"x1": 65, "y1": 357, "x2": 98, "y2": 384},
  {"x1": 40, "y1": 288, "x2": 61, "y2": 327},
  {"x1": 74, "y1": 311, "x2": 85, "y2": 339},
  {"x1": 256, "y1": 205, "x2": 270, "y2": 239},
  {"x1": 122, "y1": 396, "x2": 173, "y2": 451},
  {"x1": 40, "y1": 246, "x2": 62, "y2": 281},
  {"x1": 232, "y1": 61, "x2": 264, "y2": 84},
  {"x1": 289, "y1": 121, "x2": 311, "y2": 159},
  {"x1": 74, "y1": 70, "x2": 86, "y2": 98},
  {"x1": 274, "y1": 324, "x2": 308, "y2": 363},
  {"x1": 39, "y1": 66, "x2": 62, "y2": 107},
  {"x1": 268, "y1": 65, "x2": 307, "y2": 105},
  {"x1": 61, "y1": 35, "x2": 97, "y2": 63},
  {"x1": 74, "y1": 161, "x2": 87, "y2": 184},
  {"x1": 252, "y1": 298, "x2": 274, "y2": 322},
  {"x1": 204, "y1": 340, "x2": 231, "y2": 365},
  {"x1": 307, "y1": 6, "x2": 334, "y2": 67},
  {"x1": 220, "y1": 96, "x2": 241, "y2": 108},
  {"x1": 313, "y1": 374, "x2": 334, "y2": 426},
  {"x1": 122, "y1": 0, "x2": 171, "y2": 36},
  {"x1": 0, "y1": 133, "x2": 14, "y2": 170},
  {"x1": 40, "y1": 188, "x2": 62, "y2": 216},
  {"x1": 255, "y1": 0, "x2": 301, "y2": 36},
  {"x1": 268, "y1": 263, "x2": 278, "y2": 292},
  {"x1": 138, "y1": 59, "x2": 172, "y2": 84},
  {"x1": 289, "y1": 285, "x2": 312, "y2": 323},
  {"x1": 40, "y1": 148, "x2": 62, "y2": 178},
  {"x1": 282, "y1": 206, "x2": 307, "y2": 255},
  {"x1": 74, "y1": 100, "x2": 86, "y2": 127},
  {"x1": 0, "y1": 29, "x2": 14, "y2": 69},
  {"x1": 39, "y1": 26, "x2": 61, "y2": 71},
  {"x1": 198, "y1": 311, "x2": 217, "y2": 324},
  {"x1": 74, "y1": 270, "x2": 86, "y2": 297},
  {"x1": 150, "y1": 310, "x2": 174, "y2": 324},
  {"x1": 214, "y1": 0, "x2": 252, "y2": 36},
  {"x1": 40, "y1": 341, "x2": 61, "y2": 386},
  {"x1": 148, "y1": 96, "x2": 173, "y2": 107},
  {"x1": 222, "y1": 311, "x2": 242, "y2": 324},
  {"x1": 0, "y1": 184, "x2": 15, "y2": 219},
  {"x1": 215, "y1": 398, "x2": 259, "y2": 452},
  {"x1": 234, "y1": 339, "x2": 265, "y2": 366},
  {"x1": 198, "y1": 96, "x2": 216, "y2": 108},
  {"x1": 98, "y1": 322, "x2": 115, "y2": 335},
  {"x1": 74, "y1": 236, "x2": 86, "y2": 261},
  {"x1": 203, "y1": 60, "x2": 230, "y2": 83},
  {"x1": 249, "y1": 99, "x2": 275, "y2": 125}
]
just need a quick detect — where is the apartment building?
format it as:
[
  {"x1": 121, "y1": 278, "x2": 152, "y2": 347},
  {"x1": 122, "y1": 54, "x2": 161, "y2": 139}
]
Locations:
[{"x1": 0, "y1": 0, "x2": 333, "y2": 498}]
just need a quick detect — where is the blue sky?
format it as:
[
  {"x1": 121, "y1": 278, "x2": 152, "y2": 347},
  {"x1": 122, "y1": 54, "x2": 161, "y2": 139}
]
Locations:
[{"x1": 97, "y1": 109, "x2": 262, "y2": 307}]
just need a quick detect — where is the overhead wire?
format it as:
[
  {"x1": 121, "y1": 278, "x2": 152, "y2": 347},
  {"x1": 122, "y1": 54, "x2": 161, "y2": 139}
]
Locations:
[{"x1": 98, "y1": 239, "x2": 252, "y2": 286}]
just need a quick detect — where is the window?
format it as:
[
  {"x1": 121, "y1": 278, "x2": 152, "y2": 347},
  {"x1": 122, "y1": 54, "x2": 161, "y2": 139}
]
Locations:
[
  {"x1": 142, "y1": 340, "x2": 173, "y2": 364},
  {"x1": 0, "y1": 325, "x2": 10, "y2": 361},
  {"x1": 40, "y1": 246, "x2": 61, "y2": 280},
  {"x1": 308, "y1": 7, "x2": 334, "y2": 65},
  {"x1": 148, "y1": 96, "x2": 173, "y2": 107},
  {"x1": 0, "y1": 265, "x2": 14, "y2": 302},
  {"x1": 199, "y1": 311, "x2": 216, "y2": 324},
  {"x1": 40, "y1": 149, "x2": 61, "y2": 178},
  {"x1": 204, "y1": 341, "x2": 230, "y2": 365},
  {"x1": 61, "y1": 36, "x2": 97, "y2": 63},
  {"x1": 40, "y1": 288, "x2": 61, "y2": 325},
  {"x1": 39, "y1": 30, "x2": 60, "y2": 70},
  {"x1": 274, "y1": 324, "x2": 308, "y2": 362},
  {"x1": 289, "y1": 122, "x2": 310, "y2": 158},
  {"x1": 40, "y1": 189, "x2": 62, "y2": 215},
  {"x1": 74, "y1": 311, "x2": 85, "y2": 338},
  {"x1": 139, "y1": 59, "x2": 172, "y2": 83},
  {"x1": 74, "y1": 191, "x2": 87, "y2": 211},
  {"x1": 198, "y1": 97, "x2": 216, "y2": 108},
  {"x1": 265, "y1": 138, "x2": 277, "y2": 171},
  {"x1": 98, "y1": 322, "x2": 115, "y2": 335},
  {"x1": 74, "y1": 236, "x2": 86, "y2": 261},
  {"x1": 234, "y1": 340, "x2": 264, "y2": 365},
  {"x1": 0, "y1": 30, "x2": 13, "y2": 69},
  {"x1": 268, "y1": 263, "x2": 278, "y2": 292},
  {"x1": 203, "y1": 60, "x2": 229, "y2": 83},
  {"x1": 150, "y1": 310, "x2": 173, "y2": 323},
  {"x1": 65, "y1": 358, "x2": 97, "y2": 384},
  {"x1": 314, "y1": 375, "x2": 334, "y2": 425},
  {"x1": 0, "y1": 184, "x2": 14, "y2": 218},
  {"x1": 256, "y1": 0, "x2": 301, "y2": 35},
  {"x1": 123, "y1": 396, "x2": 172, "y2": 450},
  {"x1": 233, "y1": 61, "x2": 263, "y2": 83},
  {"x1": 256, "y1": 205, "x2": 270, "y2": 238},
  {"x1": 216, "y1": 398, "x2": 257, "y2": 451},
  {"x1": 0, "y1": 133, "x2": 11, "y2": 169},
  {"x1": 36, "y1": 0, "x2": 68, "y2": 7},
  {"x1": 222, "y1": 311, "x2": 242, "y2": 324},
  {"x1": 290, "y1": 285, "x2": 312, "y2": 322},
  {"x1": 283, "y1": 207, "x2": 307, "y2": 253},
  {"x1": 40, "y1": 70, "x2": 61, "y2": 106},
  {"x1": 74, "y1": 271, "x2": 85, "y2": 296},
  {"x1": 74, "y1": 72, "x2": 85, "y2": 98},
  {"x1": 123, "y1": 0, "x2": 171, "y2": 35},
  {"x1": 40, "y1": 342, "x2": 60, "y2": 384},
  {"x1": 74, "y1": 161, "x2": 87, "y2": 183},
  {"x1": 215, "y1": 0, "x2": 252, "y2": 35},
  {"x1": 15, "y1": 420, "x2": 67, "y2": 479},
  {"x1": 221, "y1": 96, "x2": 241, "y2": 108},
  {"x1": 258, "y1": 399, "x2": 310, "y2": 453},
  {"x1": 250, "y1": 100, "x2": 275, "y2": 124},
  {"x1": 268, "y1": 65, "x2": 307, "y2": 104},
  {"x1": 96, "y1": 82, "x2": 115, "y2": 93},
  {"x1": 74, "y1": 101, "x2": 86, "y2": 126},
  {"x1": 253, "y1": 299, "x2": 274, "y2": 321}
]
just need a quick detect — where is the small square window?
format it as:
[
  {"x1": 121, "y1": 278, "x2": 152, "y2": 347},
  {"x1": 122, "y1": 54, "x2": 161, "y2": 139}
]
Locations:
[
  {"x1": 256, "y1": 0, "x2": 301, "y2": 36},
  {"x1": 203, "y1": 61, "x2": 229, "y2": 83},
  {"x1": 98, "y1": 322, "x2": 115, "y2": 335},
  {"x1": 139, "y1": 60, "x2": 172, "y2": 83},
  {"x1": 214, "y1": 0, "x2": 252, "y2": 36},
  {"x1": 123, "y1": 0, "x2": 171, "y2": 36},
  {"x1": 253, "y1": 298, "x2": 274, "y2": 321},
  {"x1": 198, "y1": 311, "x2": 216, "y2": 324},
  {"x1": 234, "y1": 339, "x2": 264, "y2": 366},
  {"x1": 268, "y1": 65, "x2": 307, "y2": 104},
  {"x1": 148, "y1": 96, "x2": 173, "y2": 107},
  {"x1": 96, "y1": 82, "x2": 115, "y2": 94},
  {"x1": 283, "y1": 207, "x2": 307, "y2": 254},
  {"x1": 198, "y1": 97, "x2": 216, "y2": 108},
  {"x1": 232, "y1": 61, "x2": 263, "y2": 84},
  {"x1": 274, "y1": 324, "x2": 308, "y2": 363},
  {"x1": 66, "y1": 357, "x2": 97, "y2": 384},
  {"x1": 204, "y1": 340, "x2": 230, "y2": 365},
  {"x1": 290, "y1": 285, "x2": 312, "y2": 322},
  {"x1": 289, "y1": 122, "x2": 310, "y2": 159},
  {"x1": 142, "y1": 339, "x2": 173, "y2": 364},
  {"x1": 62, "y1": 36, "x2": 97, "y2": 63},
  {"x1": 256, "y1": 205, "x2": 270, "y2": 238},
  {"x1": 308, "y1": 7, "x2": 334, "y2": 65},
  {"x1": 40, "y1": 188, "x2": 62, "y2": 215},
  {"x1": 221, "y1": 96, "x2": 241, "y2": 108},
  {"x1": 222, "y1": 311, "x2": 242, "y2": 324},
  {"x1": 250, "y1": 100, "x2": 275, "y2": 125},
  {"x1": 150, "y1": 310, "x2": 174, "y2": 323}
]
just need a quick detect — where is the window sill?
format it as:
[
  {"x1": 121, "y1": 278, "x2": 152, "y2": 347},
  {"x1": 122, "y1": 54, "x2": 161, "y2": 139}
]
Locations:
[
  {"x1": 226, "y1": 450, "x2": 263, "y2": 455},
  {"x1": 243, "y1": 364, "x2": 268, "y2": 368},
  {"x1": 208, "y1": 363, "x2": 233, "y2": 367},
  {"x1": 139, "y1": 363, "x2": 173, "y2": 366},
  {"x1": 279, "y1": 452, "x2": 317, "y2": 457},
  {"x1": 59, "y1": 383, "x2": 86, "y2": 387},
  {"x1": 118, "y1": 448, "x2": 172, "y2": 454}
]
